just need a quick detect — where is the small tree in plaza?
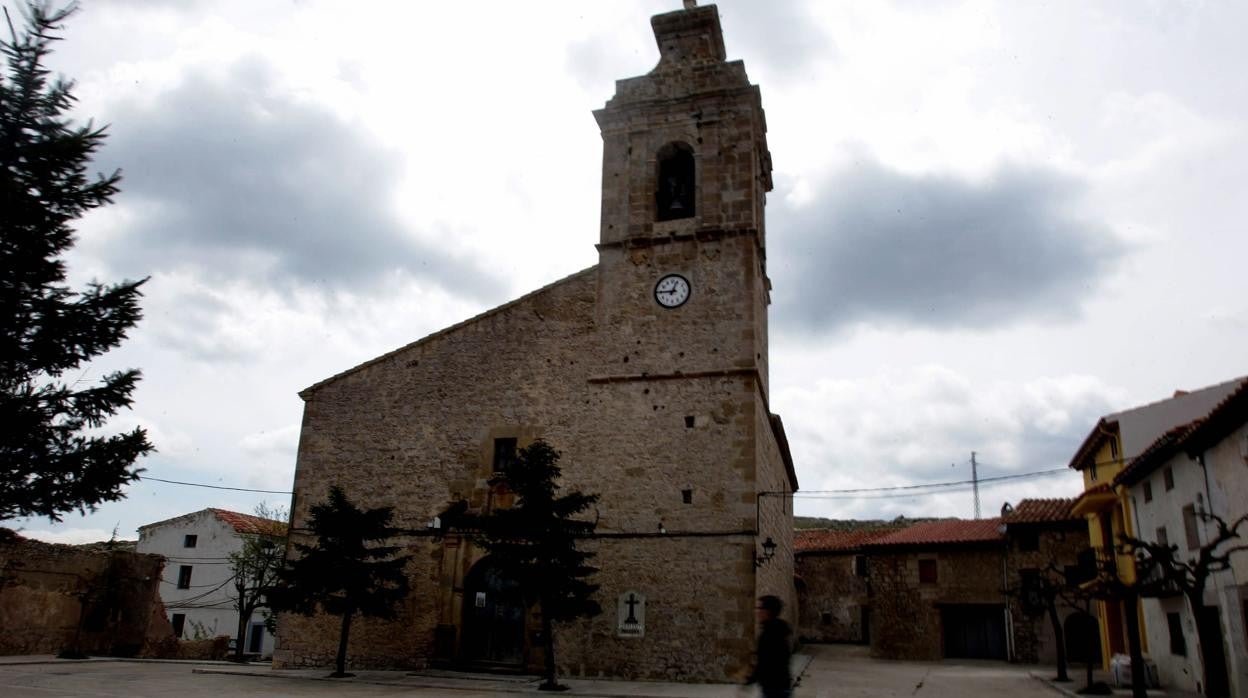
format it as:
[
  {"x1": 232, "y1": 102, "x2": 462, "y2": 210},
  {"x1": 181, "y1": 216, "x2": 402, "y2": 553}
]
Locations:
[
  {"x1": 226, "y1": 503, "x2": 288, "y2": 662},
  {"x1": 470, "y1": 439, "x2": 601, "y2": 692},
  {"x1": 269, "y1": 487, "x2": 409, "y2": 678},
  {"x1": 1009, "y1": 563, "x2": 1073, "y2": 683},
  {"x1": 1123, "y1": 513, "x2": 1248, "y2": 698}
]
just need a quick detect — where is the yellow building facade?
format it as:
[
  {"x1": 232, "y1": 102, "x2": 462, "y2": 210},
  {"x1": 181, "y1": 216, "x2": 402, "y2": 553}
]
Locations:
[{"x1": 1069, "y1": 424, "x2": 1144, "y2": 668}]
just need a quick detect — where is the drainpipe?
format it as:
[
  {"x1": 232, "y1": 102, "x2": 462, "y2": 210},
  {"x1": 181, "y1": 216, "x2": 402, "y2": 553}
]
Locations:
[{"x1": 1002, "y1": 538, "x2": 1015, "y2": 662}]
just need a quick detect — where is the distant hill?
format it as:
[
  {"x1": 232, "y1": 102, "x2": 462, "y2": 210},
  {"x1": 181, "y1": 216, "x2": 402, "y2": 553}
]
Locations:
[{"x1": 794, "y1": 515, "x2": 946, "y2": 531}]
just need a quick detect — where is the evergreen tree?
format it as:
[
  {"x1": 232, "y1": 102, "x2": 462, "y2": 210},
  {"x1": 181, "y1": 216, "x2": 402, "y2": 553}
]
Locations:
[
  {"x1": 1, "y1": 2, "x2": 151, "y2": 522},
  {"x1": 270, "y1": 486, "x2": 409, "y2": 678},
  {"x1": 472, "y1": 439, "x2": 601, "y2": 691}
]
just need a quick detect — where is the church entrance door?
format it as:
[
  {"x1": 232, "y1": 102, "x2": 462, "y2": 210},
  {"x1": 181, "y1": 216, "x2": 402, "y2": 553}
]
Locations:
[{"x1": 461, "y1": 558, "x2": 527, "y2": 668}]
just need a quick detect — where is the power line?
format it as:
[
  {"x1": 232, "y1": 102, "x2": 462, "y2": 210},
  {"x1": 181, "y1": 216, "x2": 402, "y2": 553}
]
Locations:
[
  {"x1": 794, "y1": 467, "x2": 1069, "y2": 495},
  {"x1": 139, "y1": 476, "x2": 292, "y2": 495},
  {"x1": 137, "y1": 466, "x2": 1071, "y2": 500}
]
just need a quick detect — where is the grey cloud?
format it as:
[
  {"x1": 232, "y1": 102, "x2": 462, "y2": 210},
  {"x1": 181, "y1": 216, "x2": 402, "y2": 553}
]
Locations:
[
  {"x1": 565, "y1": 0, "x2": 832, "y2": 92},
  {"x1": 783, "y1": 372, "x2": 1121, "y2": 519},
  {"x1": 770, "y1": 160, "x2": 1126, "y2": 332},
  {"x1": 94, "y1": 59, "x2": 501, "y2": 298},
  {"x1": 718, "y1": 0, "x2": 835, "y2": 80}
]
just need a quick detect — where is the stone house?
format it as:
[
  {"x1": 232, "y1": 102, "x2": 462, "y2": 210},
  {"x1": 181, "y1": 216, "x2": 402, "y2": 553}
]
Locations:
[
  {"x1": 1001, "y1": 498, "x2": 1097, "y2": 667},
  {"x1": 816, "y1": 505, "x2": 1094, "y2": 665},
  {"x1": 1115, "y1": 380, "x2": 1248, "y2": 697},
  {"x1": 275, "y1": 3, "x2": 797, "y2": 683},
  {"x1": 136, "y1": 508, "x2": 287, "y2": 656},
  {"x1": 794, "y1": 526, "x2": 904, "y2": 644},
  {"x1": 1068, "y1": 376, "x2": 1246, "y2": 669},
  {"x1": 865, "y1": 518, "x2": 1009, "y2": 661}
]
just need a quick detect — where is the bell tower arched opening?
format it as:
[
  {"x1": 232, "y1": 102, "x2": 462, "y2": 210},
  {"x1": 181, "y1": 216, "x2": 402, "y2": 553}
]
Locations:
[{"x1": 655, "y1": 141, "x2": 695, "y2": 221}]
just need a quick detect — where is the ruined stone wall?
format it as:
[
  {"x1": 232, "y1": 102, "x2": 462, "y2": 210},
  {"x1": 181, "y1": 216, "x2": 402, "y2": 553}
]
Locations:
[
  {"x1": 1005, "y1": 524, "x2": 1091, "y2": 665},
  {"x1": 0, "y1": 532, "x2": 168, "y2": 656},
  {"x1": 795, "y1": 552, "x2": 869, "y2": 643},
  {"x1": 868, "y1": 546, "x2": 1005, "y2": 661}
]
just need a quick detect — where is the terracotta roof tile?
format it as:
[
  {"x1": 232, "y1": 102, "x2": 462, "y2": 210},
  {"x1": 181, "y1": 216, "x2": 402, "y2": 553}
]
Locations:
[
  {"x1": 1004, "y1": 498, "x2": 1079, "y2": 524},
  {"x1": 1114, "y1": 424, "x2": 1195, "y2": 487},
  {"x1": 210, "y1": 508, "x2": 287, "y2": 537},
  {"x1": 1177, "y1": 379, "x2": 1248, "y2": 454},
  {"x1": 794, "y1": 527, "x2": 905, "y2": 553},
  {"x1": 867, "y1": 518, "x2": 1004, "y2": 547}
]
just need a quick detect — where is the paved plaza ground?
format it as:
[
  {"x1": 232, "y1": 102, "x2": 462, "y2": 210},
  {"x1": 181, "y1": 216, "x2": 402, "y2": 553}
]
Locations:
[{"x1": 0, "y1": 644, "x2": 1158, "y2": 698}]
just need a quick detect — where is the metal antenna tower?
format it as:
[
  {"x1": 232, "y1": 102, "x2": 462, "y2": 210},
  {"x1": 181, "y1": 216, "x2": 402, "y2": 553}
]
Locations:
[{"x1": 971, "y1": 451, "x2": 981, "y2": 519}]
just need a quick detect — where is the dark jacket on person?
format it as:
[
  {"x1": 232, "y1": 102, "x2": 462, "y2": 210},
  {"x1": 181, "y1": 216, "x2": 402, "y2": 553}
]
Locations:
[{"x1": 750, "y1": 617, "x2": 792, "y2": 690}]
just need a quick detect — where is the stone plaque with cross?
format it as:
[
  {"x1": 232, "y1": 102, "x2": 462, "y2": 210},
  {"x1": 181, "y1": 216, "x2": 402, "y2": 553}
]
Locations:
[{"x1": 616, "y1": 590, "x2": 646, "y2": 638}]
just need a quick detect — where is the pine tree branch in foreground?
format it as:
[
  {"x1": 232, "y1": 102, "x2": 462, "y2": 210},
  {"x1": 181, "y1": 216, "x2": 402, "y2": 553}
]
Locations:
[{"x1": 1, "y1": 2, "x2": 152, "y2": 522}]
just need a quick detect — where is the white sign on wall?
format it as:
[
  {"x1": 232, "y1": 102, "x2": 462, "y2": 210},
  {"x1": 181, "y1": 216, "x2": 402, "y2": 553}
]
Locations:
[{"x1": 617, "y1": 590, "x2": 645, "y2": 638}]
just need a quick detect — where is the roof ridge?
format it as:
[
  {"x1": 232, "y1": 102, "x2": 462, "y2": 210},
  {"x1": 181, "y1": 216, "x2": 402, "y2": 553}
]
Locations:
[
  {"x1": 1104, "y1": 375, "x2": 1248, "y2": 422},
  {"x1": 300, "y1": 265, "x2": 598, "y2": 397}
]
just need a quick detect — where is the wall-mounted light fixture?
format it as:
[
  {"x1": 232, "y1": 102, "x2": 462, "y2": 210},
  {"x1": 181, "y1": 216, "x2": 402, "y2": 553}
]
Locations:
[{"x1": 754, "y1": 536, "x2": 777, "y2": 567}]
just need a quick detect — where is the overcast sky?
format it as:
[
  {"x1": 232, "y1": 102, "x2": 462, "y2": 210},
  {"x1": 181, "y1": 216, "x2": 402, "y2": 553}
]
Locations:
[{"x1": 8, "y1": 0, "x2": 1247, "y2": 543}]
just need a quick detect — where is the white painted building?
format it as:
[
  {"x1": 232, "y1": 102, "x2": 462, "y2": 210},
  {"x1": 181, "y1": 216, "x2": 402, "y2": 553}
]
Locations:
[
  {"x1": 136, "y1": 508, "x2": 287, "y2": 657},
  {"x1": 1120, "y1": 380, "x2": 1248, "y2": 698}
]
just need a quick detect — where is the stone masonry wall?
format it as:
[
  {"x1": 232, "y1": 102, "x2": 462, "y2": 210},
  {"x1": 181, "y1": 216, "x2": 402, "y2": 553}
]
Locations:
[
  {"x1": 796, "y1": 552, "x2": 869, "y2": 643},
  {"x1": 0, "y1": 532, "x2": 169, "y2": 656},
  {"x1": 869, "y1": 546, "x2": 1005, "y2": 661},
  {"x1": 278, "y1": 4, "x2": 786, "y2": 682},
  {"x1": 1005, "y1": 524, "x2": 1091, "y2": 665},
  {"x1": 754, "y1": 399, "x2": 796, "y2": 630},
  {"x1": 278, "y1": 255, "x2": 777, "y2": 680}
]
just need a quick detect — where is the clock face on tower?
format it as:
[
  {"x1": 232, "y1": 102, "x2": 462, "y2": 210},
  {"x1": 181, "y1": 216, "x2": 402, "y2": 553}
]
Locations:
[{"x1": 654, "y1": 274, "x2": 691, "y2": 308}]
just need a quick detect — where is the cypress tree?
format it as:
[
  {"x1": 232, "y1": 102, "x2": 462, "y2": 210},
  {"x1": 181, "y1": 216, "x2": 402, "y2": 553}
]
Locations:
[
  {"x1": 473, "y1": 439, "x2": 601, "y2": 691},
  {"x1": 270, "y1": 486, "x2": 410, "y2": 677}
]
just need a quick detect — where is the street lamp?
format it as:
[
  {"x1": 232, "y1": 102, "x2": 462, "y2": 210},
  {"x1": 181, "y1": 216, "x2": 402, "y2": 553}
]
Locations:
[{"x1": 754, "y1": 536, "x2": 778, "y2": 567}]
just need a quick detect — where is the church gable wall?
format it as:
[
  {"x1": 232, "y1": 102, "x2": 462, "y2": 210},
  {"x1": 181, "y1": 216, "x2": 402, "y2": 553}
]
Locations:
[
  {"x1": 277, "y1": 270, "x2": 600, "y2": 669},
  {"x1": 290, "y1": 269, "x2": 599, "y2": 531}
]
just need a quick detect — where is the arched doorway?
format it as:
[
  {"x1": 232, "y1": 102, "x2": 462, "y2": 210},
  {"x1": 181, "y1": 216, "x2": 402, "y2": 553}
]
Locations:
[
  {"x1": 460, "y1": 557, "x2": 527, "y2": 667},
  {"x1": 1065, "y1": 611, "x2": 1102, "y2": 667}
]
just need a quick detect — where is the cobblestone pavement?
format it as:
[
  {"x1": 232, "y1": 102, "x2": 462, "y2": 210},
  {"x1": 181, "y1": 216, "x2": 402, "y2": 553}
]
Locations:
[
  {"x1": 0, "y1": 646, "x2": 1065, "y2": 698},
  {"x1": 794, "y1": 644, "x2": 1059, "y2": 698}
]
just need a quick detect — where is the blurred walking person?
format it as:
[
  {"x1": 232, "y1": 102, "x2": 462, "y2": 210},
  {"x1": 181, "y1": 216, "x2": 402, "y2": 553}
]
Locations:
[{"x1": 747, "y1": 594, "x2": 792, "y2": 698}]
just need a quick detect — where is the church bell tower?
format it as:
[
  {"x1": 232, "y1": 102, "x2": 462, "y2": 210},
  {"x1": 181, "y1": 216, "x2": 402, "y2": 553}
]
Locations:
[{"x1": 592, "y1": 2, "x2": 775, "y2": 394}]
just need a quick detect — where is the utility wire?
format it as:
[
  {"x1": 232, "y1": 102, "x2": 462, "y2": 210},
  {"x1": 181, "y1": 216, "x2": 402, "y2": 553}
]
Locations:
[
  {"x1": 139, "y1": 476, "x2": 292, "y2": 495},
  {"x1": 139, "y1": 467, "x2": 1072, "y2": 499},
  {"x1": 793, "y1": 467, "x2": 1069, "y2": 494}
]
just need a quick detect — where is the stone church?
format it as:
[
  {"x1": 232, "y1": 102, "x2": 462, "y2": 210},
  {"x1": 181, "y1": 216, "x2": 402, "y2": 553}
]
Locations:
[{"x1": 274, "y1": 3, "x2": 798, "y2": 683}]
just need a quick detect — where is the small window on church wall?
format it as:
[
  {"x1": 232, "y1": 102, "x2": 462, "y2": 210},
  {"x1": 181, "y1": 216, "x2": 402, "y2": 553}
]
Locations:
[
  {"x1": 656, "y1": 142, "x2": 695, "y2": 221},
  {"x1": 492, "y1": 437, "x2": 518, "y2": 472}
]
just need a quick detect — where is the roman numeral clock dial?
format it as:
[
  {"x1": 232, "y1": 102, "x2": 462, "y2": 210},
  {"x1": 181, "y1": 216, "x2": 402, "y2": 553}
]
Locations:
[{"x1": 654, "y1": 274, "x2": 690, "y2": 308}]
